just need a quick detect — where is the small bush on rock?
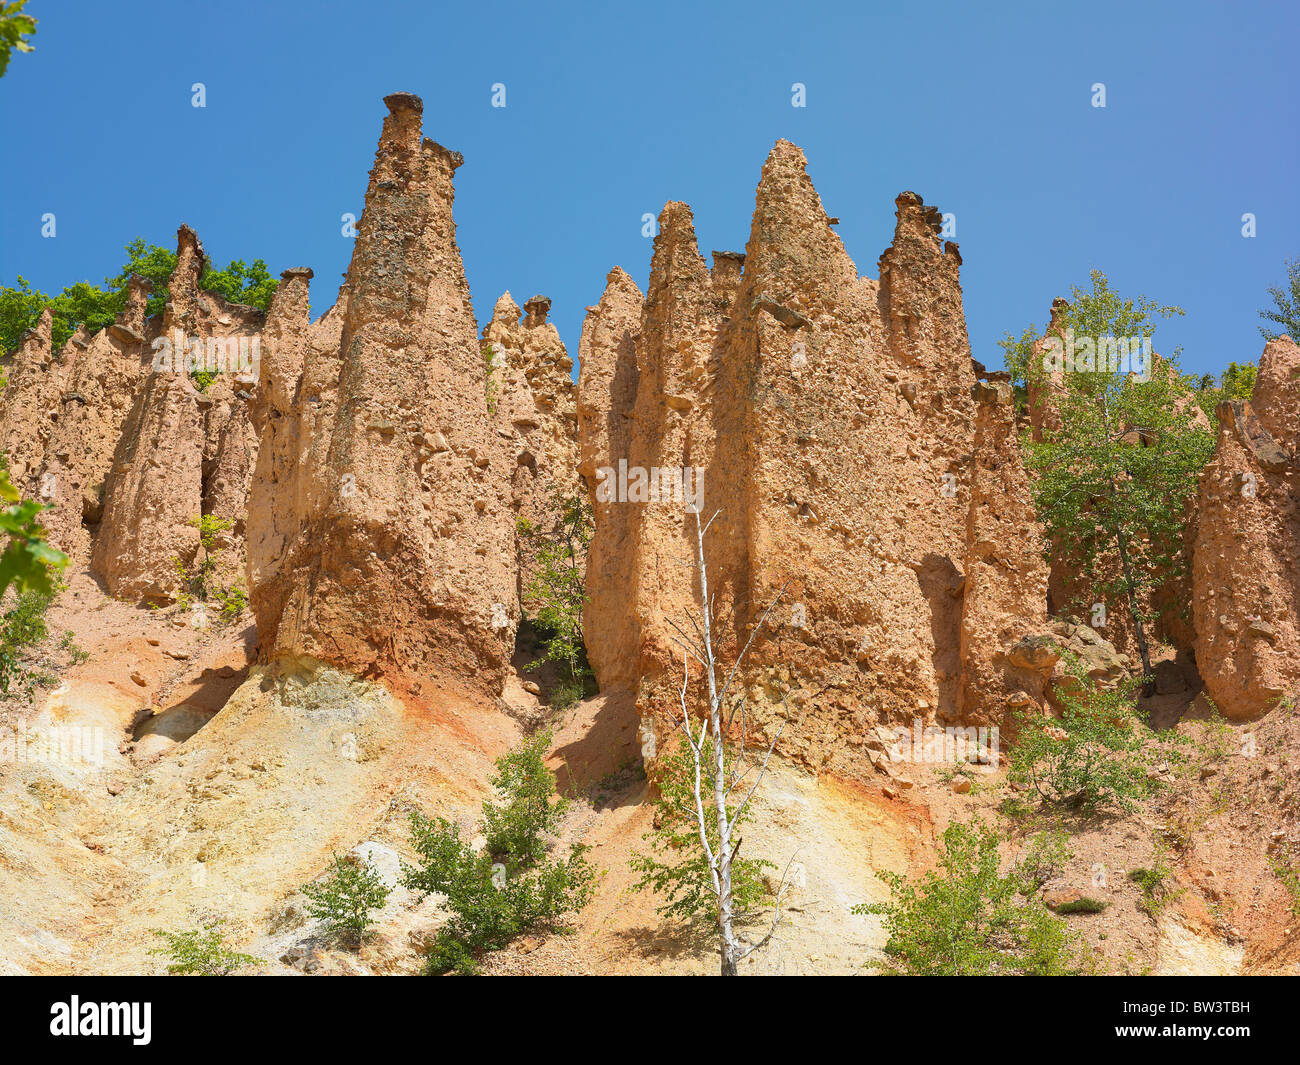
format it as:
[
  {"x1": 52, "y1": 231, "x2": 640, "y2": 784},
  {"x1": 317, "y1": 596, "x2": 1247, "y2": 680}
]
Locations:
[
  {"x1": 302, "y1": 851, "x2": 390, "y2": 949},
  {"x1": 401, "y1": 730, "x2": 597, "y2": 974}
]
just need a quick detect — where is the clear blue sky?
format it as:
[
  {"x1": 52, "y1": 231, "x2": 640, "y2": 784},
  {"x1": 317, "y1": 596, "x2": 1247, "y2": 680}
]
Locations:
[{"x1": 2, "y1": 0, "x2": 1296, "y2": 377}]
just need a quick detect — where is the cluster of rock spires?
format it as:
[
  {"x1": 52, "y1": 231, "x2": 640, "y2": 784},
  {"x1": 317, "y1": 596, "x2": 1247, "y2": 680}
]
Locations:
[{"x1": 0, "y1": 91, "x2": 1295, "y2": 776}]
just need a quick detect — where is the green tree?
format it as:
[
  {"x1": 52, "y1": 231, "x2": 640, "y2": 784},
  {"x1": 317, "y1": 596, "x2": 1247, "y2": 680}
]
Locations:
[
  {"x1": 630, "y1": 736, "x2": 774, "y2": 926},
  {"x1": 516, "y1": 492, "x2": 594, "y2": 706},
  {"x1": 148, "y1": 920, "x2": 262, "y2": 976},
  {"x1": 0, "y1": 468, "x2": 66, "y2": 598},
  {"x1": 1260, "y1": 258, "x2": 1300, "y2": 341},
  {"x1": 1, "y1": 238, "x2": 278, "y2": 355},
  {"x1": 400, "y1": 731, "x2": 597, "y2": 974},
  {"x1": 1010, "y1": 660, "x2": 1176, "y2": 812},
  {"x1": 0, "y1": 1, "x2": 36, "y2": 78},
  {"x1": 481, "y1": 730, "x2": 569, "y2": 868},
  {"x1": 301, "y1": 852, "x2": 391, "y2": 949},
  {"x1": 852, "y1": 820, "x2": 1092, "y2": 975},
  {"x1": 1020, "y1": 270, "x2": 1213, "y2": 685}
]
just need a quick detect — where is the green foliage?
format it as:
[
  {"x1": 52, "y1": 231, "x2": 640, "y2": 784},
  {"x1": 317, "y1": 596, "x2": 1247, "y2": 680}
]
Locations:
[
  {"x1": 173, "y1": 515, "x2": 244, "y2": 618},
  {"x1": 481, "y1": 730, "x2": 568, "y2": 867},
  {"x1": 1018, "y1": 828, "x2": 1074, "y2": 890},
  {"x1": 1260, "y1": 258, "x2": 1300, "y2": 342},
  {"x1": 852, "y1": 820, "x2": 1092, "y2": 975},
  {"x1": 482, "y1": 343, "x2": 499, "y2": 413},
  {"x1": 1, "y1": 238, "x2": 277, "y2": 356},
  {"x1": 401, "y1": 731, "x2": 597, "y2": 974},
  {"x1": 1128, "y1": 843, "x2": 1183, "y2": 919},
  {"x1": 0, "y1": 277, "x2": 49, "y2": 353},
  {"x1": 0, "y1": 468, "x2": 67, "y2": 599},
  {"x1": 1193, "y1": 361, "x2": 1258, "y2": 423},
  {"x1": 59, "y1": 629, "x2": 89, "y2": 664},
  {"x1": 630, "y1": 737, "x2": 774, "y2": 925},
  {"x1": 148, "y1": 920, "x2": 262, "y2": 976},
  {"x1": 517, "y1": 492, "x2": 594, "y2": 702},
  {"x1": 196, "y1": 257, "x2": 278, "y2": 312},
  {"x1": 1053, "y1": 896, "x2": 1110, "y2": 915},
  {"x1": 0, "y1": 1, "x2": 36, "y2": 78},
  {"x1": 1270, "y1": 855, "x2": 1300, "y2": 917},
  {"x1": 0, "y1": 589, "x2": 49, "y2": 696},
  {"x1": 1018, "y1": 271, "x2": 1212, "y2": 679},
  {"x1": 1011, "y1": 662, "x2": 1169, "y2": 812},
  {"x1": 997, "y1": 322, "x2": 1040, "y2": 415},
  {"x1": 301, "y1": 852, "x2": 391, "y2": 949}
]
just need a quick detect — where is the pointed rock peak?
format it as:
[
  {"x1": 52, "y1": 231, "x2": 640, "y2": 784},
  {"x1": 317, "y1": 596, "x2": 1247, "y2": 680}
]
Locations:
[
  {"x1": 711, "y1": 250, "x2": 745, "y2": 284},
  {"x1": 492, "y1": 291, "x2": 522, "y2": 325},
  {"x1": 604, "y1": 266, "x2": 643, "y2": 300},
  {"x1": 1049, "y1": 296, "x2": 1070, "y2": 328},
  {"x1": 377, "y1": 91, "x2": 425, "y2": 155},
  {"x1": 269, "y1": 267, "x2": 313, "y2": 315},
  {"x1": 891, "y1": 190, "x2": 945, "y2": 242},
  {"x1": 1252, "y1": 335, "x2": 1300, "y2": 451},
  {"x1": 764, "y1": 138, "x2": 809, "y2": 172},
  {"x1": 384, "y1": 91, "x2": 423, "y2": 114},
  {"x1": 649, "y1": 202, "x2": 708, "y2": 289},
  {"x1": 17, "y1": 308, "x2": 53, "y2": 358},
  {"x1": 173, "y1": 224, "x2": 205, "y2": 289},
  {"x1": 523, "y1": 294, "x2": 551, "y2": 327}
]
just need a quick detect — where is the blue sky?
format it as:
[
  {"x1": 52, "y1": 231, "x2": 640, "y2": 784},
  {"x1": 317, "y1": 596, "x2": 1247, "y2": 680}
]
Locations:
[{"x1": 1, "y1": 0, "x2": 1296, "y2": 376}]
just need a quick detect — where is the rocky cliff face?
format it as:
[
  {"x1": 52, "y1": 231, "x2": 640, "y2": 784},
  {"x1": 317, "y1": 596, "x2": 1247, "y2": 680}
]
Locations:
[
  {"x1": 958, "y1": 379, "x2": 1050, "y2": 728},
  {"x1": 1193, "y1": 337, "x2": 1300, "y2": 719},
  {"x1": 247, "y1": 93, "x2": 516, "y2": 696},
  {"x1": 91, "y1": 226, "x2": 264, "y2": 602},
  {"x1": 577, "y1": 141, "x2": 1046, "y2": 776},
  {"x1": 575, "y1": 268, "x2": 643, "y2": 688},
  {"x1": 482, "y1": 291, "x2": 580, "y2": 614}
]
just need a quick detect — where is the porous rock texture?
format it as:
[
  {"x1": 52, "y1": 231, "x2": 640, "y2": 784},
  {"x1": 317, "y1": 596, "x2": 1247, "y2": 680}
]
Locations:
[
  {"x1": 1193, "y1": 337, "x2": 1300, "y2": 719},
  {"x1": 957, "y1": 379, "x2": 1050, "y2": 729},
  {"x1": 576, "y1": 268, "x2": 644, "y2": 688},
  {"x1": 247, "y1": 93, "x2": 516, "y2": 696},
  {"x1": 482, "y1": 291, "x2": 580, "y2": 614},
  {"x1": 578, "y1": 141, "x2": 1049, "y2": 776},
  {"x1": 92, "y1": 225, "x2": 264, "y2": 601}
]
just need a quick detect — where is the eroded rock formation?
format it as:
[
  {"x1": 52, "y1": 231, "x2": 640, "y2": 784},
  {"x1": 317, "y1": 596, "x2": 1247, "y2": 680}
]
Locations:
[
  {"x1": 482, "y1": 291, "x2": 580, "y2": 614},
  {"x1": 578, "y1": 141, "x2": 1042, "y2": 776},
  {"x1": 1193, "y1": 337, "x2": 1300, "y2": 719},
  {"x1": 957, "y1": 379, "x2": 1050, "y2": 729},
  {"x1": 247, "y1": 93, "x2": 516, "y2": 695},
  {"x1": 92, "y1": 225, "x2": 264, "y2": 601}
]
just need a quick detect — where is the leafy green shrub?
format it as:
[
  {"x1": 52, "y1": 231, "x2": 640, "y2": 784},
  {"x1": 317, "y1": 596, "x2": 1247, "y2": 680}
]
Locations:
[
  {"x1": 0, "y1": 468, "x2": 67, "y2": 598},
  {"x1": 59, "y1": 629, "x2": 89, "y2": 664},
  {"x1": 0, "y1": 590, "x2": 50, "y2": 696},
  {"x1": 1270, "y1": 856, "x2": 1300, "y2": 917},
  {"x1": 1129, "y1": 843, "x2": 1183, "y2": 919},
  {"x1": 401, "y1": 731, "x2": 597, "y2": 974},
  {"x1": 173, "y1": 515, "x2": 245, "y2": 620},
  {"x1": 1, "y1": 238, "x2": 277, "y2": 355},
  {"x1": 853, "y1": 820, "x2": 1092, "y2": 975},
  {"x1": 148, "y1": 920, "x2": 262, "y2": 975},
  {"x1": 630, "y1": 737, "x2": 773, "y2": 925},
  {"x1": 1018, "y1": 828, "x2": 1074, "y2": 890},
  {"x1": 302, "y1": 852, "x2": 390, "y2": 949},
  {"x1": 482, "y1": 731, "x2": 567, "y2": 867},
  {"x1": 516, "y1": 493, "x2": 594, "y2": 704},
  {"x1": 1053, "y1": 896, "x2": 1110, "y2": 915},
  {"x1": 1011, "y1": 661, "x2": 1169, "y2": 812}
]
